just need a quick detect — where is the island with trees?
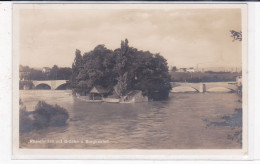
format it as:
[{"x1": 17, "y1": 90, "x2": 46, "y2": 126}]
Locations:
[{"x1": 70, "y1": 39, "x2": 172, "y2": 102}]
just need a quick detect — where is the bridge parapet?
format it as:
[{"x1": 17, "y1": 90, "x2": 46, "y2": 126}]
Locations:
[
  {"x1": 171, "y1": 82, "x2": 238, "y2": 93},
  {"x1": 32, "y1": 80, "x2": 68, "y2": 90}
]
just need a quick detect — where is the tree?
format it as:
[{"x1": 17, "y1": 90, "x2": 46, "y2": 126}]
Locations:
[
  {"x1": 115, "y1": 39, "x2": 139, "y2": 95},
  {"x1": 114, "y1": 72, "x2": 128, "y2": 97},
  {"x1": 19, "y1": 65, "x2": 30, "y2": 72},
  {"x1": 115, "y1": 39, "x2": 129, "y2": 96},
  {"x1": 133, "y1": 52, "x2": 171, "y2": 100},
  {"x1": 30, "y1": 69, "x2": 45, "y2": 80},
  {"x1": 57, "y1": 67, "x2": 72, "y2": 80},
  {"x1": 71, "y1": 49, "x2": 83, "y2": 93},
  {"x1": 72, "y1": 45, "x2": 116, "y2": 95},
  {"x1": 70, "y1": 39, "x2": 172, "y2": 100},
  {"x1": 49, "y1": 65, "x2": 59, "y2": 80},
  {"x1": 171, "y1": 66, "x2": 177, "y2": 72}
]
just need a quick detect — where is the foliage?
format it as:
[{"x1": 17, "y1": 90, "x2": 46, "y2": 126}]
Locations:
[
  {"x1": 33, "y1": 101, "x2": 69, "y2": 129},
  {"x1": 19, "y1": 99, "x2": 34, "y2": 133},
  {"x1": 204, "y1": 108, "x2": 242, "y2": 147},
  {"x1": 20, "y1": 107, "x2": 34, "y2": 133},
  {"x1": 70, "y1": 49, "x2": 83, "y2": 94},
  {"x1": 19, "y1": 65, "x2": 72, "y2": 81},
  {"x1": 132, "y1": 51, "x2": 171, "y2": 100},
  {"x1": 48, "y1": 65, "x2": 72, "y2": 80},
  {"x1": 49, "y1": 65, "x2": 58, "y2": 80},
  {"x1": 19, "y1": 80, "x2": 33, "y2": 90},
  {"x1": 114, "y1": 39, "x2": 139, "y2": 94},
  {"x1": 30, "y1": 69, "x2": 46, "y2": 80},
  {"x1": 72, "y1": 45, "x2": 117, "y2": 95},
  {"x1": 70, "y1": 39, "x2": 172, "y2": 100},
  {"x1": 115, "y1": 72, "x2": 128, "y2": 97},
  {"x1": 171, "y1": 66, "x2": 177, "y2": 72},
  {"x1": 230, "y1": 30, "x2": 242, "y2": 42},
  {"x1": 19, "y1": 100, "x2": 69, "y2": 133},
  {"x1": 57, "y1": 67, "x2": 72, "y2": 80}
]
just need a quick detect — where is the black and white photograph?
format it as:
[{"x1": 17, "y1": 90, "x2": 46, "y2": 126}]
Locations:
[{"x1": 12, "y1": 3, "x2": 248, "y2": 156}]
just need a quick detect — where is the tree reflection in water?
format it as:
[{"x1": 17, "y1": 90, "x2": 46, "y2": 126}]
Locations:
[{"x1": 203, "y1": 108, "x2": 242, "y2": 146}]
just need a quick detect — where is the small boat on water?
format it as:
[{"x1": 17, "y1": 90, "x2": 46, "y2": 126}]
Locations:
[
  {"x1": 103, "y1": 98, "x2": 120, "y2": 103},
  {"x1": 83, "y1": 100, "x2": 103, "y2": 103}
]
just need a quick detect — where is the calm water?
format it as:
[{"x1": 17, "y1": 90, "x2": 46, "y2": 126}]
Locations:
[{"x1": 19, "y1": 90, "x2": 242, "y2": 149}]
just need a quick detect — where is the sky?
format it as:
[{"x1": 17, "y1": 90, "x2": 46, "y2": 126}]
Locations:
[{"x1": 19, "y1": 7, "x2": 242, "y2": 69}]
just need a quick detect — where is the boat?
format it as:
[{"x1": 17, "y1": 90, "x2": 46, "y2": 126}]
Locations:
[{"x1": 103, "y1": 98, "x2": 120, "y2": 103}]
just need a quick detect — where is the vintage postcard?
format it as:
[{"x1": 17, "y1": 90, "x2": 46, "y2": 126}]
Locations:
[{"x1": 13, "y1": 3, "x2": 248, "y2": 159}]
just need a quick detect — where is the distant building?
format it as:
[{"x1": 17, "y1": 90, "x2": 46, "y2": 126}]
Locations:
[
  {"x1": 177, "y1": 68, "x2": 187, "y2": 72},
  {"x1": 175, "y1": 67, "x2": 196, "y2": 73},
  {"x1": 202, "y1": 67, "x2": 242, "y2": 72},
  {"x1": 42, "y1": 67, "x2": 51, "y2": 73},
  {"x1": 186, "y1": 67, "x2": 195, "y2": 72}
]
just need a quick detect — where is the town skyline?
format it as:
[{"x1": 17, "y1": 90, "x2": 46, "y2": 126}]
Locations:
[{"x1": 20, "y1": 64, "x2": 242, "y2": 73}]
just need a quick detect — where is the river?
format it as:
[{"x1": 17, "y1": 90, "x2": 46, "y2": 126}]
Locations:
[{"x1": 19, "y1": 90, "x2": 242, "y2": 149}]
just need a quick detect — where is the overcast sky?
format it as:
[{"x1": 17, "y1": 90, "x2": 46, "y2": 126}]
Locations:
[{"x1": 19, "y1": 7, "x2": 242, "y2": 69}]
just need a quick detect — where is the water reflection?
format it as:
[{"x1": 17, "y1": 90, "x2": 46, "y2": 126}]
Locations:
[
  {"x1": 203, "y1": 108, "x2": 242, "y2": 146},
  {"x1": 19, "y1": 90, "x2": 242, "y2": 149}
]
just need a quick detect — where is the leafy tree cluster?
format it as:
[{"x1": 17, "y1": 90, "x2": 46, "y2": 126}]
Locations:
[
  {"x1": 48, "y1": 65, "x2": 72, "y2": 80},
  {"x1": 71, "y1": 39, "x2": 172, "y2": 100},
  {"x1": 19, "y1": 65, "x2": 72, "y2": 80}
]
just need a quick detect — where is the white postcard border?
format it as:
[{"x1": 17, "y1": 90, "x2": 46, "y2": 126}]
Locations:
[{"x1": 12, "y1": 2, "x2": 249, "y2": 160}]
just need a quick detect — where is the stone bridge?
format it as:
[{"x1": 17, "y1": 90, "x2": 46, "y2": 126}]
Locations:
[
  {"x1": 32, "y1": 80, "x2": 68, "y2": 90},
  {"x1": 170, "y1": 82, "x2": 238, "y2": 93}
]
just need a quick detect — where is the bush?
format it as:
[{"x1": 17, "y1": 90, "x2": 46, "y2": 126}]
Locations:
[
  {"x1": 19, "y1": 80, "x2": 33, "y2": 90},
  {"x1": 19, "y1": 100, "x2": 69, "y2": 133},
  {"x1": 33, "y1": 101, "x2": 69, "y2": 129},
  {"x1": 19, "y1": 99, "x2": 34, "y2": 133}
]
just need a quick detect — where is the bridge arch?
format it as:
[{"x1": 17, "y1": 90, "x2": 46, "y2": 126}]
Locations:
[
  {"x1": 171, "y1": 86, "x2": 199, "y2": 93},
  {"x1": 206, "y1": 87, "x2": 235, "y2": 93},
  {"x1": 35, "y1": 83, "x2": 51, "y2": 90},
  {"x1": 32, "y1": 80, "x2": 67, "y2": 90},
  {"x1": 55, "y1": 83, "x2": 69, "y2": 90}
]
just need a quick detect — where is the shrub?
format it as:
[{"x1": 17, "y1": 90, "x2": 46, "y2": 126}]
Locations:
[
  {"x1": 19, "y1": 80, "x2": 33, "y2": 90},
  {"x1": 19, "y1": 99, "x2": 34, "y2": 133},
  {"x1": 33, "y1": 101, "x2": 69, "y2": 129}
]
